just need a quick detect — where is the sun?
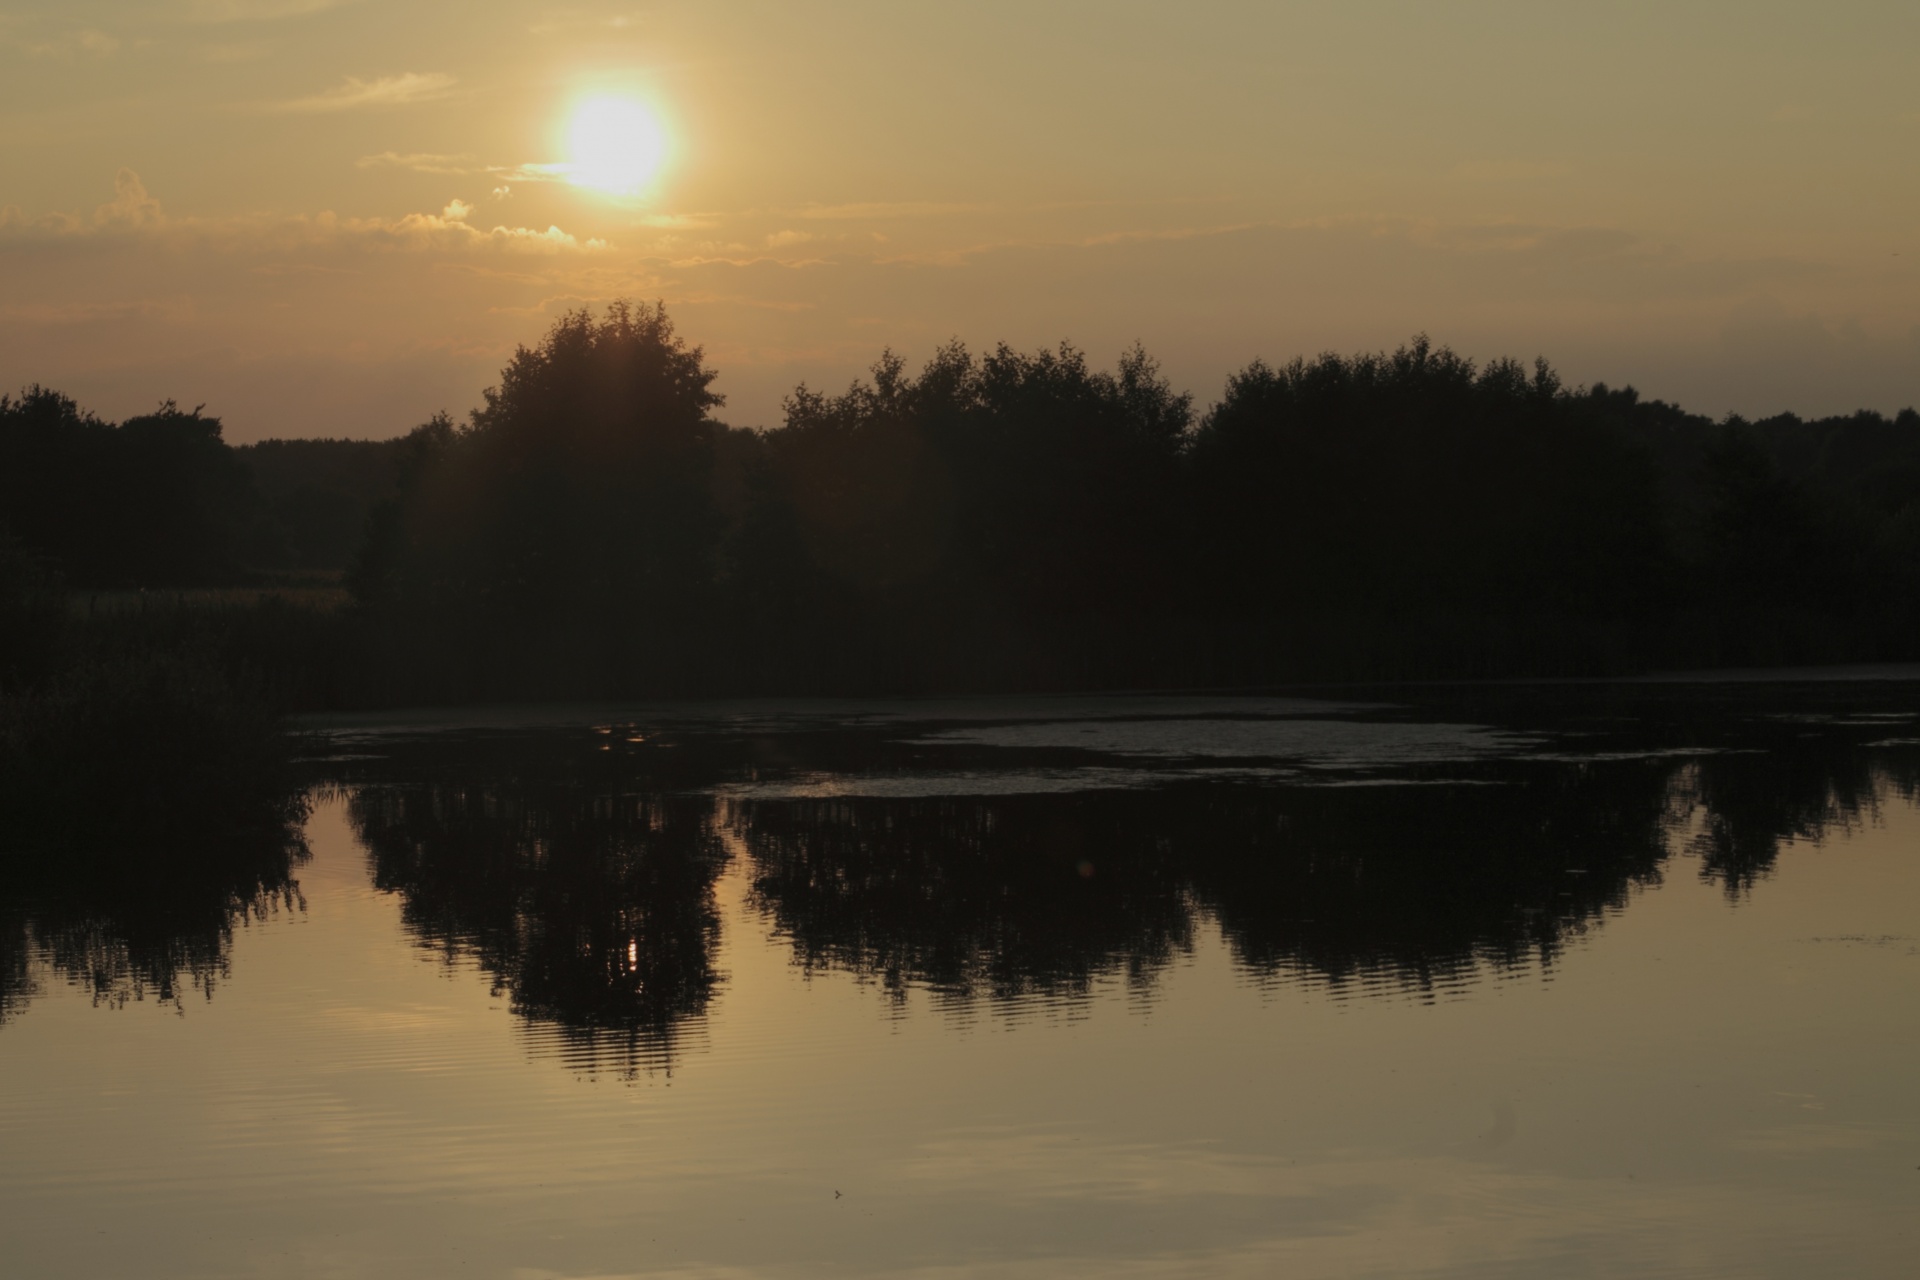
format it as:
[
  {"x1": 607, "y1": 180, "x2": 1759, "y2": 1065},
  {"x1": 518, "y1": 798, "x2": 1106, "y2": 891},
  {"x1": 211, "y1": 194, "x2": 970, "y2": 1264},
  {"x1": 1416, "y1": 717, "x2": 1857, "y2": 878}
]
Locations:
[{"x1": 566, "y1": 96, "x2": 668, "y2": 197}]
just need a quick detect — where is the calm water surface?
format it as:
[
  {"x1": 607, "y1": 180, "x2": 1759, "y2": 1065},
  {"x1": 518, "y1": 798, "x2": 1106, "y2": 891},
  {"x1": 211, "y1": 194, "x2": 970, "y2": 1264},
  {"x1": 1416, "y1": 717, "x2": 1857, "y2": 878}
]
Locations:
[{"x1": 3, "y1": 682, "x2": 1918, "y2": 1278}]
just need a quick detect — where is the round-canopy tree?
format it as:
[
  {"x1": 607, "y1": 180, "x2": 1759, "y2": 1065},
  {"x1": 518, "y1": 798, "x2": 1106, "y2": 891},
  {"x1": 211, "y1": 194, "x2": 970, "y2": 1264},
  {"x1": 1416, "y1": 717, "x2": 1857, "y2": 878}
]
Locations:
[{"x1": 356, "y1": 301, "x2": 726, "y2": 639}]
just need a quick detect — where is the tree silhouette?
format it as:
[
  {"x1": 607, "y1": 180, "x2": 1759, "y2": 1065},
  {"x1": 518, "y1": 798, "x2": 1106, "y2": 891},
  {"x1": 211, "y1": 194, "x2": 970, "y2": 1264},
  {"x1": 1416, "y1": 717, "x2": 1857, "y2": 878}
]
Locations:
[
  {"x1": 0, "y1": 388, "x2": 252, "y2": 587},
  {"x1": 355, "y1": 303, "x2": 723, "y2": 624},
  {"x1": 7, "y1": 305, "x2": 1920, "y2": 695}
]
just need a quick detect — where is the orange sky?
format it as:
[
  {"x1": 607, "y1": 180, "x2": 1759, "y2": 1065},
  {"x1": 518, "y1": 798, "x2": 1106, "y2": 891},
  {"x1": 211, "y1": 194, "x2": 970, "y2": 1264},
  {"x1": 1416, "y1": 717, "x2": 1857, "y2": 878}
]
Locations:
[{"x1": 3, "y1": 1, "x2": 1917, "y2": 441}]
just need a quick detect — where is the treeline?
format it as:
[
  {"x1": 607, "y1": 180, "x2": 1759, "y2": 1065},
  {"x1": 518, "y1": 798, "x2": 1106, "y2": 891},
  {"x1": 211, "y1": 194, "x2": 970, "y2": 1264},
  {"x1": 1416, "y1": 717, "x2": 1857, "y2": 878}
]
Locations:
[
  {"x1": 0, "y1": 386, "x2": 405, "y2": 586},
  {"x1": 0, "y1": 390, "x2": 386, "y2": 859},
  {"x1": 343, "y1": 302, "x2": 1920, "y2": 694},
  {"x1": 0, "y1": 393, "x2": 329, "y2": 867},
  {"x1": 6, "y1": 301, "x2": 1920, "y2": 701}
]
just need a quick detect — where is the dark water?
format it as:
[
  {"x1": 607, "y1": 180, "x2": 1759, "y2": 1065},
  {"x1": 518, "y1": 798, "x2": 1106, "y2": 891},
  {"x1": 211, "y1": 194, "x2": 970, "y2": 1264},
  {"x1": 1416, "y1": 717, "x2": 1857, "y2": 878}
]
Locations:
[{"x1": 3, "y1": 681, "x2": 1919, "y2": 1278}]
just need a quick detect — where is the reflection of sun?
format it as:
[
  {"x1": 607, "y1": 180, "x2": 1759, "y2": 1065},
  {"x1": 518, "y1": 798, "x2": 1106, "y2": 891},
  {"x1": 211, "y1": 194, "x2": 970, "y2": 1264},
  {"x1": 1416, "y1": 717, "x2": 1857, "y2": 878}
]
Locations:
[{"x1": 566, "y1": 97, "x2": 667, "y2": 196}]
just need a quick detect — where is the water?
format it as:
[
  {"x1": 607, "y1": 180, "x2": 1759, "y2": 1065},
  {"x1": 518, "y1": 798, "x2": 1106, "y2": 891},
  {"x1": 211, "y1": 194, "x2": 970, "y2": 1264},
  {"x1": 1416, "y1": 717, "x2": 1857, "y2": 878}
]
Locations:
[{"x1": 3, "y1": 682, "x2": 1918, "y2": 1278}]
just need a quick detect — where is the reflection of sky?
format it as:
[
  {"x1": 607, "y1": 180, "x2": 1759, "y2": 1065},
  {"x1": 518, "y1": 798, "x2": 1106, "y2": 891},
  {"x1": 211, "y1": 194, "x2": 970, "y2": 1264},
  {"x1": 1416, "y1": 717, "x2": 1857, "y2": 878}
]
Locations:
[
  {"x1": 907, "y1": 717, "x2": 1538, "y2": 767},
  {"x1": 297, "y1": 694, "x2": 1375, "y2": 739},
  {"x1": 711, "y1": 712, "x2": 1536, "y2": 796},
  {"x1": 712, "y1": 765, "x2": 1295, "y2": 800},
  {"x1": 1, "y1": 793, "x2": 1917, "y2": 1278},
  {"x1": 305, "y1": 698, "x2": 1544, "y2": 798}
]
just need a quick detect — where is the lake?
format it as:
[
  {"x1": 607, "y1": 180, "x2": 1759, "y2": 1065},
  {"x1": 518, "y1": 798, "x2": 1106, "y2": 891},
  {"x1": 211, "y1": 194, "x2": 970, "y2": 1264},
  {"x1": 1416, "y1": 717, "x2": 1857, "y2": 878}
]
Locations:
[{"x1": 3, "y1": 679, "x2": 1918, "y2": 1278}]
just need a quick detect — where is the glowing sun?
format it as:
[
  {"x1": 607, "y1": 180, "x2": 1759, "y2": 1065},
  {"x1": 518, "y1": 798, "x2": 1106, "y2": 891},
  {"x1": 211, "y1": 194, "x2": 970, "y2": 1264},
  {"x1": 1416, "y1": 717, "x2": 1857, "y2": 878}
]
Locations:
[{"x1": 566, "y1": 97, "x2": 668, "y2": 196}]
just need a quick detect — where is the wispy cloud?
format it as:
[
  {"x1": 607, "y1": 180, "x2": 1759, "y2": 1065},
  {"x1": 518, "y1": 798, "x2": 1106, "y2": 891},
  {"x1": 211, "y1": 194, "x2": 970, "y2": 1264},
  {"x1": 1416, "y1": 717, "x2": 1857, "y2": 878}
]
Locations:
[
  {"x1": 278, "y1": 72, "x2": 455, "y2": 113},
  {"x1": 357, "y1": 151, "x2": 478, "y2": 176},
  {"x1": 1, "y1": 171, "x2": 163, "y2": 235},
  {"x1": 636, "y1": 212, "x2": 721, "y2": 231},
  {"x1": 786, "y1": 201, "x2": 984, "y2": 221},
  {"x1": 1, "y1": 25, "x2": 121, "y2": 59},
  {"x1": 0, "y1": 171, "x2": 604, "y2": 256},
  {"x1": 525, "y1": 8, "x2": 653, "y2": 37},
  {"x1": 97, "y1": 170, "x2": 165, "y2": 229},
  {"x1": 186, "y1": 0, "x2": 358, "y2": 22},
  {"x1": 494, "y1": 163, "x2": 572, "y2": 184},
  {"x1": 0, "y1": 299, "x2": 193, "y2": 327},
  {"x1": 354, "y1": 152, "x2": 573, "y2": 186},
  {"x1": 334, "y1": 209, "x2": 602, "y2": 253}
]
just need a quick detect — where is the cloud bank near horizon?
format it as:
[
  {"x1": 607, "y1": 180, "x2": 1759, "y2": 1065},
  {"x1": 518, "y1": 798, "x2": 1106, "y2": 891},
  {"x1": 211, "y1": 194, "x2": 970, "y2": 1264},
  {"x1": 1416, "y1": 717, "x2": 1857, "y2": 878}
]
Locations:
[
  {"x1": 3, "y1": 1, "x2": 1916, "y2": 439},
  {"x1": 3, "y1": 171, "x2": 1914, "y2": 442}
]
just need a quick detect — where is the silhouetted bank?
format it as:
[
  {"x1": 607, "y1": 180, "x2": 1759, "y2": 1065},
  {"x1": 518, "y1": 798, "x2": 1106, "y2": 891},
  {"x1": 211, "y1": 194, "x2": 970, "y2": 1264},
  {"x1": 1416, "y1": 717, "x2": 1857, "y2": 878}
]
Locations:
[
  {"x1": 7, "y1": 301, "x2": 1920, "y2": 706},
  {"x1": 0, "y1": 539, "x2": 312, "y2": 978}
]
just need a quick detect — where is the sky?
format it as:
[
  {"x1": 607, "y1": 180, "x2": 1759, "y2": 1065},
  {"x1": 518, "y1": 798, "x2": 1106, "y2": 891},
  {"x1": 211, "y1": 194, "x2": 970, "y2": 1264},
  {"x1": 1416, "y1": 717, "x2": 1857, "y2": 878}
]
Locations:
[{"x1": 1, "y1": 0, "x2": 1917, "y2": 442}]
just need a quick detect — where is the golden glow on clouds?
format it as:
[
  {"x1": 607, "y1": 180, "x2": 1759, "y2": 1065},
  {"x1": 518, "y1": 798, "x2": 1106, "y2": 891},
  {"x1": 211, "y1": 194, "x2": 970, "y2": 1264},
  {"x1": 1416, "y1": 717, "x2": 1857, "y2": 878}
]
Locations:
[
  {"x1": 2, "y1": 1, "x2": 1918, "y2": 437},
  {"x1": 279, "y1": 72, "x2": 456, "y2": 114},
  {"x1": 565, "y1": 97, "x2": 667, "y2": 198}
]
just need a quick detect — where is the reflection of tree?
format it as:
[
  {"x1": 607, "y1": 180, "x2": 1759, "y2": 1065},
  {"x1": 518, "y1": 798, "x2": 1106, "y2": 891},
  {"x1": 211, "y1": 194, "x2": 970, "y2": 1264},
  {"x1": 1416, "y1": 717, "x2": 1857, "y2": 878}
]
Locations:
[
  {"x1": 1676, "y1": 744, "x2": 1920, "y2": 897},
  {"x1": 734, "y1": 793, "x2": 1193, "y2": 1003},
  {"x1": 318, "y1": 722, "x2": 1920, "y2": 1072},
  {"x1": 0, "y1": 638, "x2": 313, "y2": 1019},
  {"x1": 0, "y1": 906, "x2": 37, "y2": 1024},
  {"x1": 730, "y1": 736, "x2": 1920, "y2": 1005},
  {"x1": 349, "y1": 783, "x2": 727, "y2": 1076},
  {"x1": 1186, "y1": 768, "x2": 1675, "y2": 995},
  {"x1": 731, "y1": 766, "x2": 1678, "y2": 1005},
  {"x1": 0, "y1": 821, "x2": 309, "y2": 1021}
]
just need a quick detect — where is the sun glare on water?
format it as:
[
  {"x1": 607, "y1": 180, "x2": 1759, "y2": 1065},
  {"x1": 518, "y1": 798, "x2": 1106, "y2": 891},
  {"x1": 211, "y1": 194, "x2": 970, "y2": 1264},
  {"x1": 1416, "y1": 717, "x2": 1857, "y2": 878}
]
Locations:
[{"x1": 566, "y1": 96, "x2": 668, "y2": 196}]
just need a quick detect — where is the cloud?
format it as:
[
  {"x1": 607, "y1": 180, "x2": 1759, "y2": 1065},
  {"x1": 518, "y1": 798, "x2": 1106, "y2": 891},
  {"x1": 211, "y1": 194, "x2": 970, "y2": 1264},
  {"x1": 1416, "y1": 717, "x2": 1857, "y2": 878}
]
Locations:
[
  {"x1": 353, "y1": 152, "x2": 576, "y2": 186},
  {"x1": 3, "y1": 170, "x2": 166, "y2": 233},
  {"x1": 357, "y1": 152, "x2": 478, "y2": 176},
  {"x1": 635, "y1": 213, "x2": 720, "y2": 230},
  {"x1": 4, "y1": 174, "x2": 1914, "y2": 443},
  {"x1": 344, "y1": 211, "x2": 598, "y2": 252},
  {"x1": 95, "y1": 170, "x2": 165, "y2": 229},
  {"x1": 1, "y1": 25, "x2": 121, "y2": 59},
  {"x1": 492, "y1": 163, "x2": 573, "y2": 185},
  {"x1": 526, "y1": 9, "x2": 654, "y2": 37},
  {"x1": 787, "y1": 202, "x2": 985, "y2": 221},
  {"x1": 208, "y1": 209, "x2": 606, "y2": 256},
  {"x1": 185, "y1": 0, "x2": 358, "y2": 21},
  {"x1": 0, "y1": 172, "x2": 600, "y2": 256},
  {"x1": 278, "y1": 72, "x2": 455, "y2": 113}
]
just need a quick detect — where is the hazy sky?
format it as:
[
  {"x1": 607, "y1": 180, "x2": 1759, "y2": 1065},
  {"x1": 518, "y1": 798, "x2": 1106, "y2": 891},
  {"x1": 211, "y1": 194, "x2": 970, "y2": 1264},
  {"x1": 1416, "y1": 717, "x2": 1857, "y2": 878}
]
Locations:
[{"x1": 2, "y1": 0, "x2": 1916, "y2": 440}]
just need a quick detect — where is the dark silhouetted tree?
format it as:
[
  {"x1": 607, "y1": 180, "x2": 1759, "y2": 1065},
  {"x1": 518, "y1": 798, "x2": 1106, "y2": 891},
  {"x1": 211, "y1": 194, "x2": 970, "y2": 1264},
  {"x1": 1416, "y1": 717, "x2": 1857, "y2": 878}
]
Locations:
[
  {"x1": 0, "y1": 388, "x2": 252, "y2": 587},
  {"x1": 354, "y1": 304, "x2": 725, "y2": 647},
  {"x1": 1186, "y1": 338, "x2": 1671, "y2": 623}
]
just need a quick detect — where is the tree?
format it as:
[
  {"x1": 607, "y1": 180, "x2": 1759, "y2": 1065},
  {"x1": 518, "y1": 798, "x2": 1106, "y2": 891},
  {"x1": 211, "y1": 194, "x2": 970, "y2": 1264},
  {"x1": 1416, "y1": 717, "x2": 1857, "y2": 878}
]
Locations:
[
  {"x1": 0, "y1": 389, "x2": 251, "y2": 587},
  {"x1": 1187, "y1": 338, "x2": 1670, "y2": 621},
  {"x1": 354, "y1": 302, "x2": 726, "y2": 635},
  {"x1": 769, "y1": 340, "x2": 1192, "y2": 623}
]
